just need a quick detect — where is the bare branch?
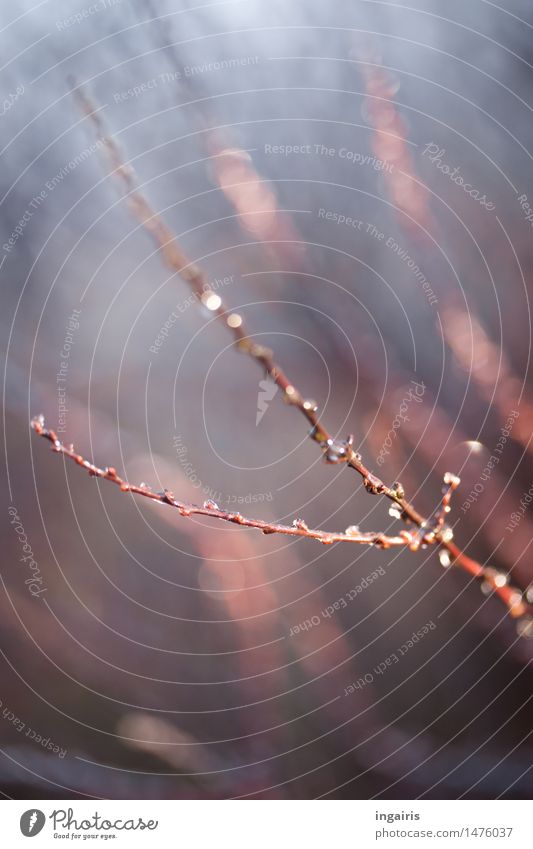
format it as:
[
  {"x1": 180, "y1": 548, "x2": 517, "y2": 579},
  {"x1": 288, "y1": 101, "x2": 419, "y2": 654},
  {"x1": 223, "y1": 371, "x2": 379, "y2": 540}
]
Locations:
[
  {"x1": 72, "y1": 84, "x2": 427, "y2": 528},
  {"x1": 30, "y1": 417, "x2": 413, "y2": 550},
  {"x1": 31, "y1": 416, "x2": 532, "y2": 627},
  {"x1": 33, "y1": 84, "x2": 532, "y2": 634}
]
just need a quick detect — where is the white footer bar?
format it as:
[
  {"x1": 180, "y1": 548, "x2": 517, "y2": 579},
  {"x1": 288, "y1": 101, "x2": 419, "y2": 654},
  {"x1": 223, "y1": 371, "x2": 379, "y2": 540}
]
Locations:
[{"x1": 2, "y1": 799, "x2": 529, "y2": 847}]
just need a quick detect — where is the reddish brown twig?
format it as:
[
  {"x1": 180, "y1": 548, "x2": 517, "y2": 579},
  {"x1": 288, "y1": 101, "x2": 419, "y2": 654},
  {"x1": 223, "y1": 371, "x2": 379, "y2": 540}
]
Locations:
[
  {"x1": 30, "y1": 416, "x2": 413, "y2": 550},
  {"x1": 72, "y1": 84, "x2": 426, "y2": 527},
  {"x1": 432, "y1": 483, "x2": 530, "y2": 622},
  {"x1": 38, "y1": 84, "x2": 532, "y2": 633},
  {"x1": 31, "y1": 415, "x2": 531, "y2": 627}
]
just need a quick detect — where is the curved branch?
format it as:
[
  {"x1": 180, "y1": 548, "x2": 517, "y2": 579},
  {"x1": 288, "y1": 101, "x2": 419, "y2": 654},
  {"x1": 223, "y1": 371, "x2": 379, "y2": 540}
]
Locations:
[
  {"x1": 30, "y1": 417, "x2": 412, "y2": 550},
  {"x1": 43, "y1": 84, "x2": 532, "y2": 634},
  {"x1": 31, "y1": 416, "x2": 532, "y2": 628},
  {"x1": 72, "y1": 84, "x2": 425, "y2": 528}
]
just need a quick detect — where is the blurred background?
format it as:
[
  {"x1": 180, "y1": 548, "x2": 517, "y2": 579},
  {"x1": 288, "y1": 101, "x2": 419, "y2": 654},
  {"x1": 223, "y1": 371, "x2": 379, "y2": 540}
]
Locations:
[{"x1": 2, "y1": 0, "x2": 533, "y2": 799}]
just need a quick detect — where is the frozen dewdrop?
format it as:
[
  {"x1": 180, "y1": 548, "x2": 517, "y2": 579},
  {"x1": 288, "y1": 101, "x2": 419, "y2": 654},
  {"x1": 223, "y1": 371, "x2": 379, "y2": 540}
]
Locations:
[
  {"x1": 480, "y1": 580, "x2": 493, "y2": 595},
  {"x1": 345, "y1": 525, "x2": 360, "y2": 537},
  {"x1": 227, "y1": 312, "x2": 242, "y2": 328},
  {"x1": 508, "y1": 591, "x2": 524, "y2": 611},
  {"x1": 444, "y1": 472, "x2": 461, "y2": 487},
  {"x1": 409, "y1": 536, "x2": 421, "y2": 552},
  {"x1": 303, "y1": 399, "x2": 318, "y2": 412},
  {"x1": 440, "y1": 527, "x2": 454, "y2": 543},
  {"x1": 285, "y1": 385, "x2": 296, "y2": 397},
  {"x1": 324, "y1": 442, "x2": 344, "y2": 462},
  {"x1": 392, "y1": 481, "x2": 405, "y2": 500},
  {"x1": 203, "y1": 499, "x2": 220, "y2": 510},
  {"x1": 439, "y1": 550, "x2": 451, "y2": 568},
  {"x1": 389, "y1": 506, "x2": 402, "y2": 519},
  {"x1": 493, "y1": 572, "x2": 509, "y2": 588},
  {"x1": 517, "y1": 617, "x2": 533, "y2": 638},
  {"x1": 251, "y1": 343, "x2": 271, "y2": 358},
  {"x1": 201, "y1": 291, "x2": 222, "y2": 311},
  {"x1": 292, "y1": 518, "x2": 308, "y2": 531}
]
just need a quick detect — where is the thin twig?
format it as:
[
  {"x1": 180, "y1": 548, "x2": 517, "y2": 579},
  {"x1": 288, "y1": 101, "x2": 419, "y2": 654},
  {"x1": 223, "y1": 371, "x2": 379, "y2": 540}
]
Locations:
[
  {"x1": 72, "y1": 84, "x2": 426, "y2": 527},
  {"x1": 31, "y1": 415, "x2": 531, "y2": 625},
  {"x1": 35, "y1": 83, "x2": 532, "y2": 631},
  {"x1": 30, "y1": 417, "x2": 413, "y2": 549}
]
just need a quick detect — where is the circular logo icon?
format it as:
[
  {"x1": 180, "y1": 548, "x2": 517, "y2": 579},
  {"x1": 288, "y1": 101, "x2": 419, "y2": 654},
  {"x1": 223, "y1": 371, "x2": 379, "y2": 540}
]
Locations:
[{"x1": 20, "y1": 809, "x2": 46, "y2": 837}]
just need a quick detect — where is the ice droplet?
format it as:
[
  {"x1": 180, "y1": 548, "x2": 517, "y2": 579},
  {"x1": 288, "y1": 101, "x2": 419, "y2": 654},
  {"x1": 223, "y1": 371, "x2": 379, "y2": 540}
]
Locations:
[
  {"x1": 392, "y1": 481, "x2": 405, "y2": 500},
  {"x1": 439, "y1": 550, "x2": 451, "y2": 568},
  {"x1": 440, "y1": 527, "x2": 454, "y2": 543},
  {"x1": 201, "y1": 292, "x2": 222, "y2": 311},
  {"x1": 517, "y1": 617, "x2": 533, "y2": 638},
  {"x1": 493, "y1": 572, "x2": 508, "y2": 588}
]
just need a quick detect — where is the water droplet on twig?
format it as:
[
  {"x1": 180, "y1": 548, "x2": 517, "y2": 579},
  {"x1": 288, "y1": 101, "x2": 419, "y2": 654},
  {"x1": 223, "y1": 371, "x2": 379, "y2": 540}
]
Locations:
[
  {"x1": 517, "y1": 617, "x2": 533, "y2": 638},
  {"x1": 439, "y1": 550, "x2": 451, "y2": 568},
  {"x1": 392, "y1": 481, "x2": 405, "y2": 500}
]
